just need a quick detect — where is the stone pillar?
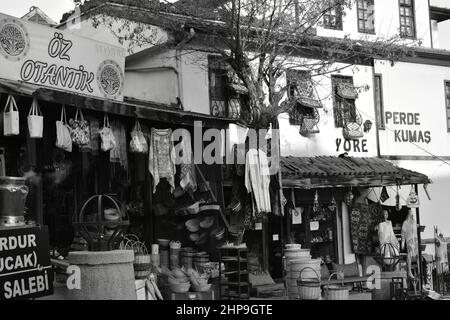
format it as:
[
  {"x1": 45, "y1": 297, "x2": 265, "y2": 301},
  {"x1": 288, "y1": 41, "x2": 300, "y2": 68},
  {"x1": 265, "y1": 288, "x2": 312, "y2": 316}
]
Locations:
[{"x1": 66, "y1": 250, "x2": 136, "y2": 300}]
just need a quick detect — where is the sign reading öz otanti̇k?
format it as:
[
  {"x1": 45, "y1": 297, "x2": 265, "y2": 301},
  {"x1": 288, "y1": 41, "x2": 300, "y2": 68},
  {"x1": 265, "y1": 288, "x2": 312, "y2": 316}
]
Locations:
[
  {"x1": 0, "y1": 226, "x2": 53, "y2": 300},
  {"x1": 0, "y1": 12, "x2": 126, "y2": 101}
]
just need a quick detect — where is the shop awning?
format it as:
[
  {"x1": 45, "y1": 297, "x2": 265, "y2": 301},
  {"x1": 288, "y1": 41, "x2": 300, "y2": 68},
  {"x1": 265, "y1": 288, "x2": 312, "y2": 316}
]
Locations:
[
  {"x1": 281, "y1": 156, "x2": 431, "y2": 189},
  {"x1": 0, "y1": 78, "x2": 232, "y2": 128}
]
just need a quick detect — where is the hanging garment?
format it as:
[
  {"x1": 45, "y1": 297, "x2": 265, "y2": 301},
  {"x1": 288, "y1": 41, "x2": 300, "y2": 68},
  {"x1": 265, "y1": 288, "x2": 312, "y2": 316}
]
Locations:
[
  {"x1": 245, "y1": 149, "x2": 271, "y2": 214},
  {"x1": 149, "y1": 128, "x2": 176, "y2": 193},
  {"x1": 109, "y1": 119, "x2": 128, "y2": 171},
  {"x1": 378, "y1": 220, "x2": 400, "y2": 265},
  {"x1": 176, "y1": 129, "x2": 197, "y2": 193},
  {"x1": 402, "y1": 214, "x2": 419, "y2": 258},
  {"x1": 436, "y1": 233, "x2": 449, "y2": 275}
]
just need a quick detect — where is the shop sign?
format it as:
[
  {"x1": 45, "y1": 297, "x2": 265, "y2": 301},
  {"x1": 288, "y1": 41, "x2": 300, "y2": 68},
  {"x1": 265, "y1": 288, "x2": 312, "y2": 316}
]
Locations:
[
  {"x1": 335, "y1": 138, "x2": 369, "y2": 153},
  {"x1": 385, "y1": 111, "x2": 431, "y2": 144},
  {"x1": 0, "y1": 226, "x2": 53, "y2": 300},
  {"x1": 0, "y1": 13, "x2": 126, "y2": 101}
]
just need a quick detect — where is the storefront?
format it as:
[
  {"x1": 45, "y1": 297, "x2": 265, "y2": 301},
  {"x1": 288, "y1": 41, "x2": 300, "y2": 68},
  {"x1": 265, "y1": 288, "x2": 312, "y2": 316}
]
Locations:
[
  {"x1": 0, "y1": 13, "x2": 233, "y2": 300},
  {"x1": 278, "y1": 155, "x2": 431, "y2": 299}
]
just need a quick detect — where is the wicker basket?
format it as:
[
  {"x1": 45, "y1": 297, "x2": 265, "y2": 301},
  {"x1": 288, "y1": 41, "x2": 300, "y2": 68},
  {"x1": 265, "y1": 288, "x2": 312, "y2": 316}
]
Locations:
[
  {"x1": 323, "y1": 272, "x2": 351, "y2": 300},
  {"x1": 297, "y1": 267, "x2": 321, "y2": 300},
  {"x1": 120, "y1": 235, "x2": 151, "y2": 279}
]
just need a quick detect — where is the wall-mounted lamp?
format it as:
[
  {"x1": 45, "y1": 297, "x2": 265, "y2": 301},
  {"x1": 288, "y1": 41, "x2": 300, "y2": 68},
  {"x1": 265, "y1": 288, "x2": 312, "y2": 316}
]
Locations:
[{"x1": 363, "y1": 120, "x2": 373, "y2": 133}]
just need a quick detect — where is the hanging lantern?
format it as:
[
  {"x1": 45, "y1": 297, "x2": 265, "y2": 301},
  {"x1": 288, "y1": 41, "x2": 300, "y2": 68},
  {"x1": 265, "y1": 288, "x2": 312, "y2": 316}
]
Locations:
[
  {"x1": 406, "y1": 185, "x2": 420, "y2": 208},
  {"x1": 313, "y1": 190, "x2": 320, "y2": 213},
  {"x1": 344, "y1": 188, "x2": 354, "y2": 207},
  {"x1": 328, "y1": 192, "x2": 337, "y2": 212}
]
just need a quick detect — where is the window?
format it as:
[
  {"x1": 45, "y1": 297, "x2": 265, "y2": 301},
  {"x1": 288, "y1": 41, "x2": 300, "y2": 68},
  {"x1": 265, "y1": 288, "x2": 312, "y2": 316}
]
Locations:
[
  {"x1": 332, "y1": 75, "x2": 358, "y2": 127},
  {"x1": 374, "y1": 74, "x2": 385, "y2": 129},
  {"x1": 287, "y1": 70, "x2": 313, "y2": 100},
  {"x1": 445, "y1": 81, "x2": 450, "y2": 132},
  {"x1": 357, "y1": 0, "x2": 375, "y2": 34},
  {"x1": 323, "y1": 2, "x2": 343, "y2": 30},
  {"x1": 399, "y1": 0, "x2": 416, "y2": 38},
  {"x1": 208, "y1": 56, "x2": 248, "y2": 120},
  {"x1": 287, "y1": 70, "x2": 319, "y2": 126}
]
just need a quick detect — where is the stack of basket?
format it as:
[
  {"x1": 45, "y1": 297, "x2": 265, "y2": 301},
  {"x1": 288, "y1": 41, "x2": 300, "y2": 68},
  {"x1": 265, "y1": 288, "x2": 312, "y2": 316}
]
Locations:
[{"x1": 283, "y1": 244, "x2": 321, "y2": 300}]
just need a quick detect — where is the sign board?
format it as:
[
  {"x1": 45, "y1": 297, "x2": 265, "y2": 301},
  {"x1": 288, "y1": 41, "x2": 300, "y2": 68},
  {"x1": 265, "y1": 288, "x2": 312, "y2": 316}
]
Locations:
[
  {"x1": 0, "y1": 13, "x2": 126, "y2": 101},
  {"x1": 0, "y1": 226, "x2": 53, "y2": 300}
]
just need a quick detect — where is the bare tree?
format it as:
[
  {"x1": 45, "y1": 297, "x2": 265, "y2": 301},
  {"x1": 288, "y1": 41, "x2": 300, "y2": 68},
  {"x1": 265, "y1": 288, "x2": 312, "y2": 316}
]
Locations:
[{"x1": 70, "y1": 0, "x2": 419, "y2": 128}]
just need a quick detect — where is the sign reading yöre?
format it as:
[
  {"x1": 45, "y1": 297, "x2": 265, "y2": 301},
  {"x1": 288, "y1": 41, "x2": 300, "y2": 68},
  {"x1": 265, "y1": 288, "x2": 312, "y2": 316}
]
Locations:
[
  {"x1": 0, "y1": 13, "x2": 126, "y2": 101},
  {"x1": 0, "y1": 226, "x2": 53, "y2": 300}
]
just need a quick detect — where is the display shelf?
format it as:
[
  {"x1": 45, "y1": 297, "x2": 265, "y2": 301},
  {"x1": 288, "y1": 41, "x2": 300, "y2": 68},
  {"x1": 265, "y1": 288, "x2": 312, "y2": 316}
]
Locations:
[
  {"x1": 219, "y1": 247, "x2": 249, "y2": 300},
  {"x1": 224, "y1": 270, "x2": 249, "y2": 275},
  {"x1": 221, "y1": 256, "x2": 248, "y2": 262}
]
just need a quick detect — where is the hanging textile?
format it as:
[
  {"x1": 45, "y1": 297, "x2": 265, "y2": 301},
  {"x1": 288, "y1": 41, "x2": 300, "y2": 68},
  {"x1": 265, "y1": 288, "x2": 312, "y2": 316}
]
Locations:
[
  {"x1": 80, "y1": 116, "x2": 100, "y2": 154},
  {"x1": 245, "y1": 149, "x2": 271, "y2": 214},
  {"x1": 177, "y1": 129, "x2": 197, "y2": 193},
  {"x1": 149, "y1": 128, "x2": 176, "y2": 194},
  {"x1": 350, "y1": 203, "x2": 383, "y2": 254},
  {"x1": 109, "y1": 119, "x2": 128, "y2": 171}
]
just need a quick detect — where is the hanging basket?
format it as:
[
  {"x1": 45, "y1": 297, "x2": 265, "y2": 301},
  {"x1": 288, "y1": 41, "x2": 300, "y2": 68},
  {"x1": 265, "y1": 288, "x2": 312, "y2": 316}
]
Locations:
[
  {"x1": 343, "y1": 122, "x2": 363, "y2": 140},
  {"x1": 299, "y1": 117, "x2": 320, "y2": 136},
  {"x1": 323, "y1": 272, "x2": 351, "y2": 300},
  {"x1": 297, "y1": 267, "x2": 321, "y2": 300}
]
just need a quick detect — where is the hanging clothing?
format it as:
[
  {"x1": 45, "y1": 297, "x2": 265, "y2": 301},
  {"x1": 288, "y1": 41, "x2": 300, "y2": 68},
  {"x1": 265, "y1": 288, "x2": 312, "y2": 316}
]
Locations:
[
  {"x1": 378, "y1": 220, "x2": 400, "y2": 265},
  {"x1": 149, "y1": 128, "x2": 176, "y2": 194},
  {"x1": 109, "y1": 119, "x2": 128, "y2": 171},
  {"x1": 402, "y1": 214, "x2": 419, "y2": 258},
  {"x1": 177, "y1": 130, "x2": 197, "y2": 193},
  {"x1": 436, "y1": 234, "x2": 449, "y2": 275},
  {"x1": 245, "y1": 149, "x2": 271, "y2": 214}
]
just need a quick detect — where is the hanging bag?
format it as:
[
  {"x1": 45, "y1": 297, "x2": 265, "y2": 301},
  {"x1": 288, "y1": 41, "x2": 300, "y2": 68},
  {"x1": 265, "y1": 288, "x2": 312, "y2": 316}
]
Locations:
[
  {"x1": 56, "y1": 105, "x2": 72, "y2": 152},
  {"x1": 129, "y1": 119, "x2": 148, "y2": 153},
  {"x1": 2, "y1": 95, "x2": 20, "y2": 136},
  {"x1": 99, "y1": 113, "x2": 116, "y2": 152},
  {"x1": 69, "y1": 107, "x2": 90, "y2": 146},
  {"x1": 27, "y1": 98, "x2": 43, "y2": 138}
]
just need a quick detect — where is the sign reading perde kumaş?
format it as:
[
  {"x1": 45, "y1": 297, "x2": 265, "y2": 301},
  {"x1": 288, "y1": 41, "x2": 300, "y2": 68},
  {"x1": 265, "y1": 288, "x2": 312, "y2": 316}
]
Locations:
[
  {"x1": 0, "y1": 226, "x2": 53, "y2": 300},
  {"x1": 0, "y1": 13, "x2": 126, "y2": 101}
]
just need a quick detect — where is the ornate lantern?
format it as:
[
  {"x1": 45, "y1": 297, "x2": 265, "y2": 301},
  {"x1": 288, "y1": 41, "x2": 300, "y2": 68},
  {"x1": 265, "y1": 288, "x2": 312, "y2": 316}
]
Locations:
[
  {"x1": 313, "y1": 190, "x2": 320, "y2": 213},
  {"x1": 344, "y1": 188, "x2": 354, "y2": 207},
  {"x1": 328, "y1": 192, "x2": 337, "y2": 212}
]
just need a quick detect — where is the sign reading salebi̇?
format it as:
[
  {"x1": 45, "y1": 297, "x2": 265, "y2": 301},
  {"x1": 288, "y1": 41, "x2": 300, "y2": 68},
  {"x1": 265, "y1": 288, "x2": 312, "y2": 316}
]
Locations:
[
  {"x1": 0, "y1": 13, "x2": 126, "y2": 101},
  {"x1": 0, "y1": 226, "x2": 53, "y2": 300}
]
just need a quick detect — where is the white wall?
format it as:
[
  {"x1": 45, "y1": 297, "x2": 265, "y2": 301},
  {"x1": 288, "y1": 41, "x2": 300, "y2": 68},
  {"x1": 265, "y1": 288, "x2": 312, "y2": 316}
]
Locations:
[
  {"x1": 180, "y1": 51, "x2": 211, "y2": 115},
  {"x1": 316, "y1": 0, "x2": 432, "y2": 48},
  {"x1": 438, "y1": 19, "x2": 450, "y2": 50},
  {"x1": 431, "y1": 0, "x2": 450, "y2": 10},
  {"x1": 375, "y1": 60, "x2": 450, "y2": 157},
  {"x1": 278, "y1": 63, "x2": 378, "y2": 157}
]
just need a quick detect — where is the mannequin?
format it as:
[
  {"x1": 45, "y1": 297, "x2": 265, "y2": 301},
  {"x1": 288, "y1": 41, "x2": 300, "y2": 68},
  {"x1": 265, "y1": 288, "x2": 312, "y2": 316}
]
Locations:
[
  {"x1": 401, "y1": 210, "x2": 419, "y2": 279},
  {"x1": 376, "y1": 210, "x2": 399, "y2": 266}
]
